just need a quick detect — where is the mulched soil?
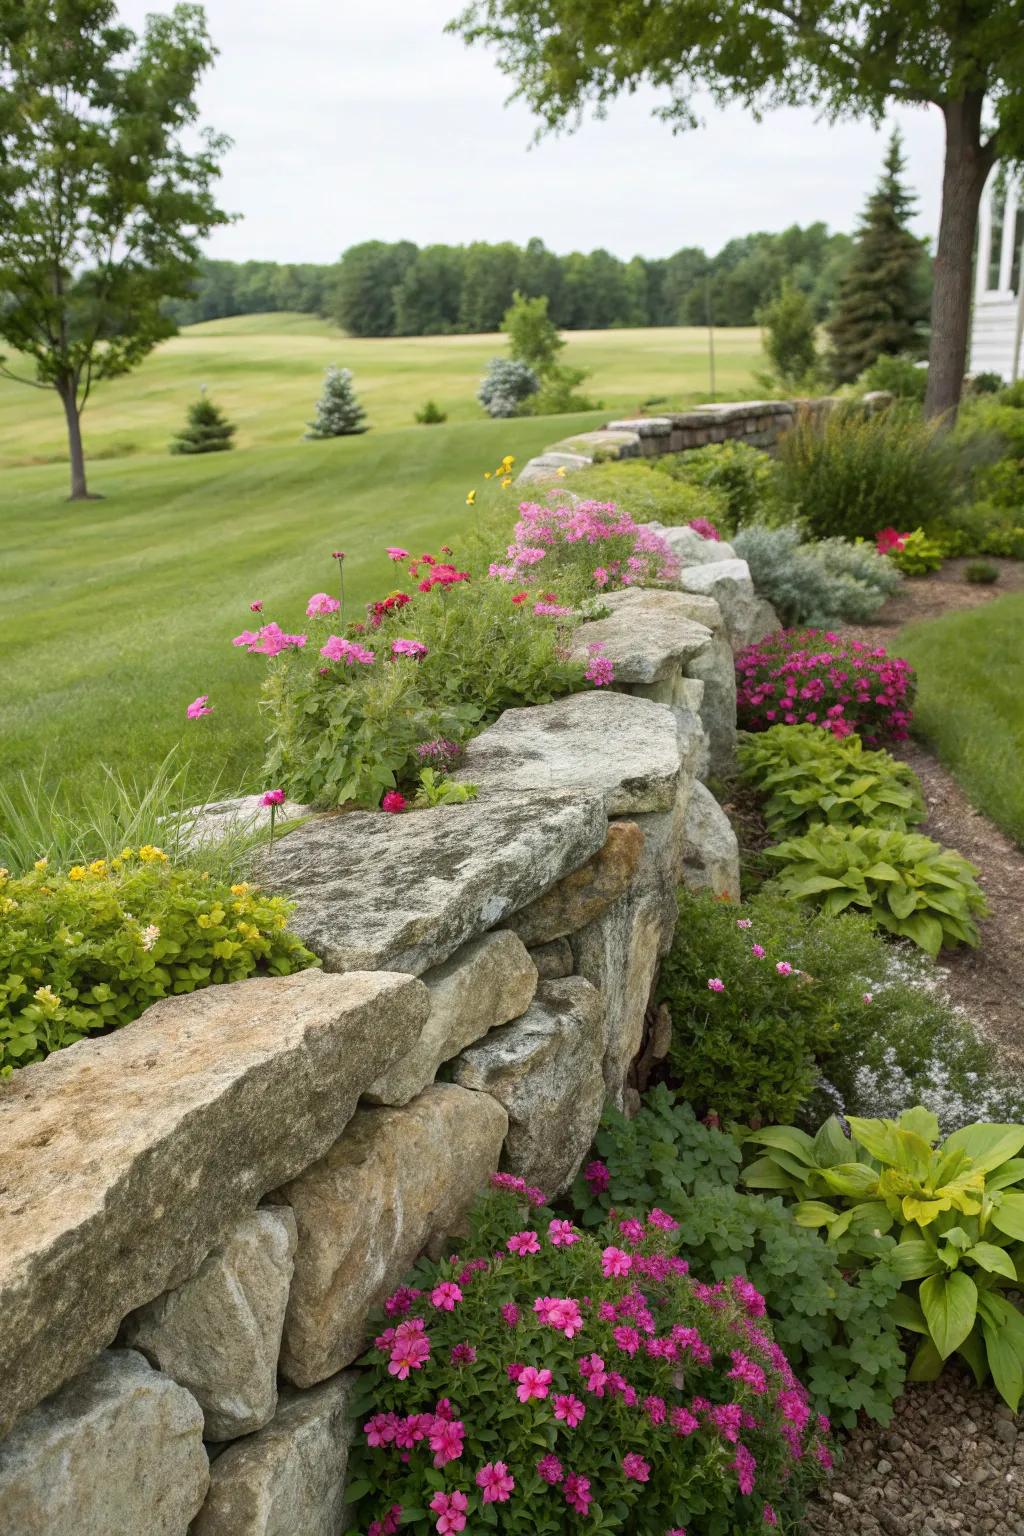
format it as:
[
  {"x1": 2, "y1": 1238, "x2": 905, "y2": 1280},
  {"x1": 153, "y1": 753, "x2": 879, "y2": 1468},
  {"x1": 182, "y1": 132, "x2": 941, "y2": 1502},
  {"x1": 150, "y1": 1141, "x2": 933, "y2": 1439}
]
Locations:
[{"x1": 801, "y1": 559, "x2": 1024, "y2": 1530}]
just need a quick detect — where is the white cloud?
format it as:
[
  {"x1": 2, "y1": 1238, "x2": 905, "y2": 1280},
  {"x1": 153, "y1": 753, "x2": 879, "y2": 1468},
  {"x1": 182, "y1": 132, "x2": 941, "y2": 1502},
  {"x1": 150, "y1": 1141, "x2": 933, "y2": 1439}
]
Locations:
[{"x1": 116, "y1": 0, "x2": 945, "y2": 262}]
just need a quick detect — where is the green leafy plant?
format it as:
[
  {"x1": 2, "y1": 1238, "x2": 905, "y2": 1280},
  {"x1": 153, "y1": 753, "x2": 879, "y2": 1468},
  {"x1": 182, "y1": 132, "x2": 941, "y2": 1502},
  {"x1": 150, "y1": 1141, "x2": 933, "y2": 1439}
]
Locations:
[
  {"x1": 412, "y1": 769, "x2": 478, "y2": 807},
  {"x1": 885, "y1": 528, "x2": 945, "y2": 576},
  {"x1": 346, "y1": 1176, "x2": 830, "y2": 1536},
  {"x1": 776, "y1": 403, "x2": 955, "y2": 541},
  {"x1": 415, "y1": 399, "x2": 448, "y2": 425},
  {"x1": 566, "y1": 459, "x2": 729, "y2": 530},
  {"x1": 965, "y1": 560, "x2": 1000, "y2": 584},
  {"x1": 0, "y1": 851, "x2": 316, "y2": 1075},
  {"x1": 569, "y1": 1089, "x2": 907, "y2": 1427},
  {"x1": 855, "y1": 354, "x2": 927, "y2": 402},
  {"x1": 744, "y1": 1108, "x2": 1024, "y2": 1409},
  {"x1": 653, "y1": 439, "x2": 785, "y2": 531},
  {"x1": 170, "y1": 394, "x2": 236, "y2": 455},
  {"x1": 737, "y1": 723, "x2": 925, "y2": 836},
  {"x1": 765, "y1": 823, "x2": 988, "y2": 956}
]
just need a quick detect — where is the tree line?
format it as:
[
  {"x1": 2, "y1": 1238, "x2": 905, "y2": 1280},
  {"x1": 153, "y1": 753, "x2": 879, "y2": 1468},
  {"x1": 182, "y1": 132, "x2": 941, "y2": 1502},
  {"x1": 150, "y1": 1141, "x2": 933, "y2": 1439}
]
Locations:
[{"x1": 165, "y1": 223, "x2": 870, "y2": 335}]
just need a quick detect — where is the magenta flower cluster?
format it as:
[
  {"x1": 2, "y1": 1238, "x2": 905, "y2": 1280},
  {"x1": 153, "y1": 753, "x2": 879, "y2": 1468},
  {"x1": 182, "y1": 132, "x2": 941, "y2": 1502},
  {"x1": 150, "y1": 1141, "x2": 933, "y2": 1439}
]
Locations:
[
  {"x1": 347, "y1": 1178, "x2": 830, "y2": 1536},
  {"x1": 489, "y1": 499, "x2": 680, "y2": 591},
  {"x1": 736, "y1": 628, "x2": 915, "y2": 747}
]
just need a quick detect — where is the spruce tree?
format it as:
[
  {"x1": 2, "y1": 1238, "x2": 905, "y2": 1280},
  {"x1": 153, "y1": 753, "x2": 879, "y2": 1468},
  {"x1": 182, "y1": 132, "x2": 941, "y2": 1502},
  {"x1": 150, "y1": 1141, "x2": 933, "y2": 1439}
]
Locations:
[
  {"x1": 170, "y1": 394, "x2": 236, "y2": 455},
  {"x1": 828, "y1": 132, "x2": 930, "y2": 386},
  {"x1": 305, "y1": 366, "x2": 368, "y2": 438}
]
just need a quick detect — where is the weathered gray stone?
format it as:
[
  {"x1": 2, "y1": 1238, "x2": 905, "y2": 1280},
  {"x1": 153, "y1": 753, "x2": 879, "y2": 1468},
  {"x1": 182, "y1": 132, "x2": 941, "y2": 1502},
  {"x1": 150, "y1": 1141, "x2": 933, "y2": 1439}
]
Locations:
[
  {"x1": 600, "y1": 585, "x2": 724, "y2": 633},
  {"x1": 179, "y1": 793, "x2": 311, "y2": 851},
  {"x1": 120, "y1": 1209, "x2": 297, "y2": 1442},
  {"x1": 264, "y1": 792, "x2": 609, "y2": 976},
  {"x1": 507, "y1": 822, "x2": 644, "y2": 946},
  {"x1": 605, "y1": 416, "x2": 673, "y2": 436},
  {"x1": 682, "y1": 781, "x2": 741, "y2": 900},
  {"x1": 0, "y1": 1349, "x2": 208, "y2": 1536},
  {"x1": 456, "y1": 691, "x2": 684, "y2": 815},
  {"x1": 743, "y1": 595, "x2": 782, "y2": 648},
  {"x1": 277, "y1": 1085, "x2": 507, "y2": 1387},
  {"x1": 528, "y1": 938, "x2": 574, "y2": 979},
  {"x1": 452, "y1": 978, "x2": 605, "y2": 1197},
  {"x1": 658, "y1": 525, "x2": 737, "y2": 566},
  {"x1": 0, "y1": 969, "x2": 428, "y2": 1434},
  {"x1": 191, "y1": 1376, "x2": 356, "y2": 1536},
  {"x1": 569, "y1": 609, "x2": 712, "y2": 685},
  {"x1": 571, "y1": 890, "x2": 666, "y2": 1110},
  {"x1": 684, "y1": 630, "x2": 737, "y2": 775},
  {"x1": 550, "y1": 429, "x2": 641, "y2": 460},
  {"x1": 365, "y1": 931, "x2": 538, "y2": 1106},
  {"x1": 676, "y1": 559, "x2": 757, "y2": 650}
]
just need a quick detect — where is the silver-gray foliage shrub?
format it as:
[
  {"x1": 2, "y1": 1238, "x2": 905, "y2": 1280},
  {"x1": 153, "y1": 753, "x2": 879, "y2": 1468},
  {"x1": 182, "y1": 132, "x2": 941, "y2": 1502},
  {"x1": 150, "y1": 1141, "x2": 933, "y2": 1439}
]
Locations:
[
  {"x1": 477, "y1": 357, "x2": 539, "y2": 418},
  {"x1": 733, "y1": 523, "x2": 901, "y2": 626}
]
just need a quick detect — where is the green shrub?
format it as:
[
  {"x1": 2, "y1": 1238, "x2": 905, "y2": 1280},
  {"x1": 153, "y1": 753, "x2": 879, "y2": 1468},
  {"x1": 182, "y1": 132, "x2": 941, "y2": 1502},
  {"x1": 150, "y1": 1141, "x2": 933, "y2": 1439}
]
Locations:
[
  {"x1": 565, "y1": 458, "x2": 728, "y2": 529},
  {"x1": 744, "y1": 1108, "x2": 1024, "y2": 1410},
  {"x1": 732, "y1": 524, "x2": 898, "y2": 626},
  {"x1": 0, "y1": 852, "x2": 317, "y2": 1074},
  {"x1": 885, "y1": 528, "x2": 945, "y2": 576},
  {"x1": 170, "y1": 394, "x2": 236, "y2": 455},
  {"x1": 658, "y1": 889, "x2": 850, "y2": 1123},
  {"x1": 764, "y1": 823, "x2": 988, "y2": 956},
  {"x1": 856, "y1": 354, "x2": 927, "y2": 402},
  {"x1": 965, "y1": 560, "x2": 1000, "y2": 584},
  {"x1": 570, "y1": 1088, "x2": 907, "y2": 1427},
  {"x1": 927, "y1": 499, "x2": 1024, "y2": 559},
  {"x1": 776, "y1": 403, "x2": 956, "y2": 540},
  {"x1": 737, "y1": 724, "x2": 925, "y2": 837},
  {"x1": 968, "y1": 371, "x2": 1004, "y2": 396},
  {"x1": 653, "y1": 439, "x2": 785, "y2": 531},
  {"x1": 414, "y1": 399, "x2": 447, "y2": 425}
]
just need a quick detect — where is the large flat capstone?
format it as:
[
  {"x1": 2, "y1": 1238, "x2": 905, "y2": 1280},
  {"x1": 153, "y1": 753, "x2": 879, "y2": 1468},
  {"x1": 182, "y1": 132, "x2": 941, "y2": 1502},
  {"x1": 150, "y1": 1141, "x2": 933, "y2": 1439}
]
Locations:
[
  {"x1": 569, "y1": 610, "x2": 712, "y2": 685},
  {"x1": 456, "y1": 690, "x2": 685, "y2": 815},
  {"x1": 264, "y1": 791, "x2": 609, "y2": 975},
  {"x1": 0, "y1": 1349, "x2": 208, "y2": 1536},
  {"x1": 0, "y1": 969, "x2": 429, "y2": 1435},
  {"x1": 277, "y1": 1084, "x2": 508, "y2": 1387}
]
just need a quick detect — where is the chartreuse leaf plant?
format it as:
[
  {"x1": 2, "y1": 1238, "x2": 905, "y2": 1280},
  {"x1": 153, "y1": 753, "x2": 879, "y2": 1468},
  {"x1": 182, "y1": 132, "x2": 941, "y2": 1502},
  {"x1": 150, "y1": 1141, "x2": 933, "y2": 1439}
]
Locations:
[
  {"x1": 736, "y1": 724, "x2": 925, "y2": 838},
  {"x1": 744, "y1": 1109, "x2": 1024, "y2": 1409},
  {"x1": 764, "y1": 823, "x2": 988, "y2": 956}
]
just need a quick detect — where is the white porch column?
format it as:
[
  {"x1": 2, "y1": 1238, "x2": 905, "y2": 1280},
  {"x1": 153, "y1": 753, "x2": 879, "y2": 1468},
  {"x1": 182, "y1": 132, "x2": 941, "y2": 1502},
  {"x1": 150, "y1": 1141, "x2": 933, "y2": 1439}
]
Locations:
[
  {"x1": 999, "y1": 179, "x2": 1018, "y2": 293},
  {"x1": 976, "y1": 174, "x2": 995, "y2": 302}
]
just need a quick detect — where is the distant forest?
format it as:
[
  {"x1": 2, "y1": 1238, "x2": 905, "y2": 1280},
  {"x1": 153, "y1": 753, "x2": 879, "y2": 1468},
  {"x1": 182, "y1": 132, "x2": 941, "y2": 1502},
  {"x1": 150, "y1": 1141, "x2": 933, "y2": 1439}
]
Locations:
[{"x1": 165, "y1": 225, "x2": 872, "y2": 335}]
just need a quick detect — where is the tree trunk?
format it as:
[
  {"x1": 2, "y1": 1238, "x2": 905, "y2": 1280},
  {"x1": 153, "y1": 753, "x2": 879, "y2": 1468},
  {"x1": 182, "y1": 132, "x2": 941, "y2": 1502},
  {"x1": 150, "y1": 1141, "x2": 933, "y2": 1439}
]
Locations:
[
  {"x1": 58, "y1": 381, "x2": 91, "y2": 500},
  {"x1": 924, "y1": 93, "x2": 996, "y2": 422}
]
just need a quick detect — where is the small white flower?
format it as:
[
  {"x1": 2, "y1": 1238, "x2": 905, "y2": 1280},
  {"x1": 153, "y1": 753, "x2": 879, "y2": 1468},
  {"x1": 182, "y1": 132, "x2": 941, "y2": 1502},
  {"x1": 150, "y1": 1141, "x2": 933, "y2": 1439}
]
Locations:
[{"x1": 141, "y1": 924, "x2": 160, "y2": 952}]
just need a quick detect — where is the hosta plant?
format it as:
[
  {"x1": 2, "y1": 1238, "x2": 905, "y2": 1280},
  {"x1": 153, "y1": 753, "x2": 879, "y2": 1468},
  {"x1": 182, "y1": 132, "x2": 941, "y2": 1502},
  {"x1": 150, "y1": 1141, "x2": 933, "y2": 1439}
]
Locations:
[
  {"x1": 764, "y1": 824, "x2": 988, "y2": 956},
  {"x1": 744, "y1": 1109, "x2": 1024, "y2": 1409},
  {"x1": 737, "y1": 724, "x2": 925, "y2": 837},
  {"x1": 345, "y1": 1177, "x2": 830, "y2": 1536}
]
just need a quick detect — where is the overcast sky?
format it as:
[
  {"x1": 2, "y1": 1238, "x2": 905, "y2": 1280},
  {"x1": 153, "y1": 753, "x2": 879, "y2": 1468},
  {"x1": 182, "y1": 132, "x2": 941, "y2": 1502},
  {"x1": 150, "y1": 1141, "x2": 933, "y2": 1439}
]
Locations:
[{"x1": 118, "y1": 0, "x2": 947, "y2": 263}]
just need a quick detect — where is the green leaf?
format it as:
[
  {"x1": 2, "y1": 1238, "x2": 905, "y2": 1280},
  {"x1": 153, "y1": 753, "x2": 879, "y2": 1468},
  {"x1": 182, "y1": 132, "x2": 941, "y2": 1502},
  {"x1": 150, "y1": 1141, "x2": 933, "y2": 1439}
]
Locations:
[
  {"x1": 907, "y1": 1335, "x2": 944, "y2": 1381},
  {"x1": 987, "y1": 1158, "x2": 1024, "y2": 1192},
  {"x1": 813, "y1": 1115, "x2": 854, "y2": 1167},
  {"x1": 820, "y1": 1162, "x2": 881, "y2": 1198},
  {"x1": 979, "y1": 1307, "x2": 1024, "y2": 1412},
  {"x1": 846, "y1": 1116, "x2": 903, "y2": 1164},
  {"x1": 861, "y1": 861, "x2": 901, "y2": 881},
  {"x1": 792, "y1": 1200, "x2": 840, "y2": 1229},
  {"x1": 741, "y1": 1155, "x2": 797, "y2": 1191},
  {"x1": 943, "y1": 1124, "x2": 1024, "y2": 1174},
  {"x1": 955, "y1": 1326, "x2": 989, "y2": 1388},
  {"x1": 889, "y1": 1291, "x2": 929, "y2": 1335},
  {"x1": 888, "y1": 1240, "x2": 943, "y2": 1281},
  {"x1": 991, "y1": 1192, "x2": 1024, "y2": 1241},
  {"x1": 899, "y1": 1106, "x2": 940, "y2": 1144},
  {"x1": 919, "y1": 1270, "x2": 978, "y2": 1359},
  {"x1": 744, "y1": 1125, "x2": 817, "y2": 1164},
  {"x1": 966, "y1": 1242, "x2": 1018, "y2": 1280}
]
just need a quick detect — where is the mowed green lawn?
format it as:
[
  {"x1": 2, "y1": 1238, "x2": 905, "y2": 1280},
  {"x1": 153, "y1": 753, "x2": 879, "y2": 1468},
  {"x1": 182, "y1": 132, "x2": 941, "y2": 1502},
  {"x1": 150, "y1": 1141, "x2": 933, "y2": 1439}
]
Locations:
[
  {"x1": 900, "y1": 594, "x2": 1024, "y2": 845},
  {"x1": 0, "y1": 315, "x2": 763, "y2": 810},
  {"x1": 0, "y1": 313, "x2": 763, "y2": 466}
]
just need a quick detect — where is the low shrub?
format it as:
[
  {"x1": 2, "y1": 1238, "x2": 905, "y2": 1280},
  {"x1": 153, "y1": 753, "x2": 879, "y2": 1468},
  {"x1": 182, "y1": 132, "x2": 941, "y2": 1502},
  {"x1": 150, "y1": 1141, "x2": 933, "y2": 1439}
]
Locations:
[
  {"x1": 744, "y1": 1108, "x2": 1024, "y2": 1410},
  {"x1": 965, "y1": 560, "x2": 1000, "y2": 585},
  {"x1": 732, "y1": 525, "x2": 898, "y2": 627},
  {"x1": 660, "y1": 890, "x2": 1022, "y2": 1134},
  {"x1": 653, "y1": 440, "x2": 785, "y2": 531},
  {"x1": 925, "y1": 499, "x2": 1024, "y2": 560},
  {"x1": 346, "y1": 1178, "x2": 829, "y2": 1536},
  {"x1": 570, "y1": 1089, "x2": 907, "y2": 1428},
  {"x1": 764, "y1": 823, "x2": 988, "y2": 956},
  {"x1": 415, "y1": 400, "x2": 448, "y2": 425},
  {"x1": 736, "y1": 629, "x2": 915, "y2": 746},
  {"x1": 737, "y1": 724, "x2": 925, "y2": 837},
  {"x1": 477, "y1": 358, "x2": 539, "y2": 418},
  {"x1": 775, "y1": 402, "x2": 955, "y2": 541},
  {"x1": 0, "y1": 852, "x2": 316, "y2": 1074},
  {"x1": 876, "y1": 527, "x2": 945, "y2": 576},
  {"x1": 968, "y1": 371, "x2": 1004, "y2": 396},
  {"x1": 565, "y1": 460, "x2": 729, "y2": 530},
  {"x1": 856, "y1": 354, "x2": 927, "y2": 402}
]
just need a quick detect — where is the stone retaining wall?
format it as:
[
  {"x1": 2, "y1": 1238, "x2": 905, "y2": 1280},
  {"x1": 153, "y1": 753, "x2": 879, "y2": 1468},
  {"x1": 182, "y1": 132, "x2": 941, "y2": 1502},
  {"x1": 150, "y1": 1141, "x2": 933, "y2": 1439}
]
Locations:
[{"x1": 0, "y1": 578, "x2": 749, "y2": 1535}]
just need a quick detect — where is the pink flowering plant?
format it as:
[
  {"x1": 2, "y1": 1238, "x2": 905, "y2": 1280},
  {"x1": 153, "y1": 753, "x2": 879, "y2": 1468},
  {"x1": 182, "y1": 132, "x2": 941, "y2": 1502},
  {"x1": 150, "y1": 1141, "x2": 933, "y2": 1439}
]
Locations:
[
  {"x1": 489, "y1": 499, "x2": 679, "y2": 601},
  {"x1": 345, "y1": 1178, "x2": 828, "y2": 1536},
  {"x1": 736, "y1": 629, "x2": 915, "y2": 747}
]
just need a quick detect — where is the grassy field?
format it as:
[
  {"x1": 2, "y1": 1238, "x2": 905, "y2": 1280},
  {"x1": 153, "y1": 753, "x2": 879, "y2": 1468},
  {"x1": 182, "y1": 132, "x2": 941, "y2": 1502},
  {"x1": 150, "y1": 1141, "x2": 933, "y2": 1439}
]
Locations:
[
  {"x1": 0, "y1": 314, "x2": 764, "y2": 815},
  {"x1": 900, "y1": 594, "x2": 1024, "y2": 845},
  {"x1": 0, "y1": 313, "x2": 763, "y2": 467}
]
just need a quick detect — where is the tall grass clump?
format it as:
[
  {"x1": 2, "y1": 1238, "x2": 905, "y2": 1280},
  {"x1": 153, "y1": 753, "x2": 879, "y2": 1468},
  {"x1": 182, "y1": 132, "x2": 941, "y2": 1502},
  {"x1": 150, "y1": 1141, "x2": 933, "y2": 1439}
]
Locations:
[{"x1": 776, "y1": 403, "x2": 955, "y2": 541}]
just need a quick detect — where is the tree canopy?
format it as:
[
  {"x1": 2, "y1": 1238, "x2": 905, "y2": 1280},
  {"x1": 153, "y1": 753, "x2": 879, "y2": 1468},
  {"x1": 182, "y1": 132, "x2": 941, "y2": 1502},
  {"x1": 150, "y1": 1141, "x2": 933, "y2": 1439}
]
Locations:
[{"x1": 0, "y1": 0, "x2": 230, "y2": 497}]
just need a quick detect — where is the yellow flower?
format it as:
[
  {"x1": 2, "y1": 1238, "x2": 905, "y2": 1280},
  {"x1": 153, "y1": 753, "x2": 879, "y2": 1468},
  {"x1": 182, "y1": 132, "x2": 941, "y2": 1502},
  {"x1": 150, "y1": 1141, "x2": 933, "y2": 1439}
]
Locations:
[
  {"x1": 501, "y1": 476, "x2": 513, "y2": 489},
  {"x1": 237, "y1": 921, "x2": 260, "y2": 942},
  {"x1": 465, "y1": 490, "x2": 476, "y2": 506},
  {"x1": 555, "y1": 466, "x2": 567, "y2": 477},
  {"x1": 0, "y1": 867, "x2": 7, "y2": 885},
  {"x1": 500, "y1": 454, "x2": 515, "y2": 471},
  {"x1": 69, "y1": 866, "x2": 87, "y2": 881},
  {"x1": 138, "y1": 845, "x2": 168, "y2": 864},
  {"x1": 0, "y1": 897, "x2": 17, "y2": 915},
  {"x1": 230, "y1": 883, "x2": 251, "y2": 897},
  {"x1": 120, "y1": 847, "x2": 135, "y2": 861},
  {"x1": 483, "y1": 471, "x2": 493, "y2": 480},
  {"x1": 33, "y1": 985, "x2": 60, "y2": 1012},
  {"x1": 88, "y1": 859, "x2": 108, "y2": 878},
  {"x1": 34, "y1": 856, "x2": 48, "y2": 872}
]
